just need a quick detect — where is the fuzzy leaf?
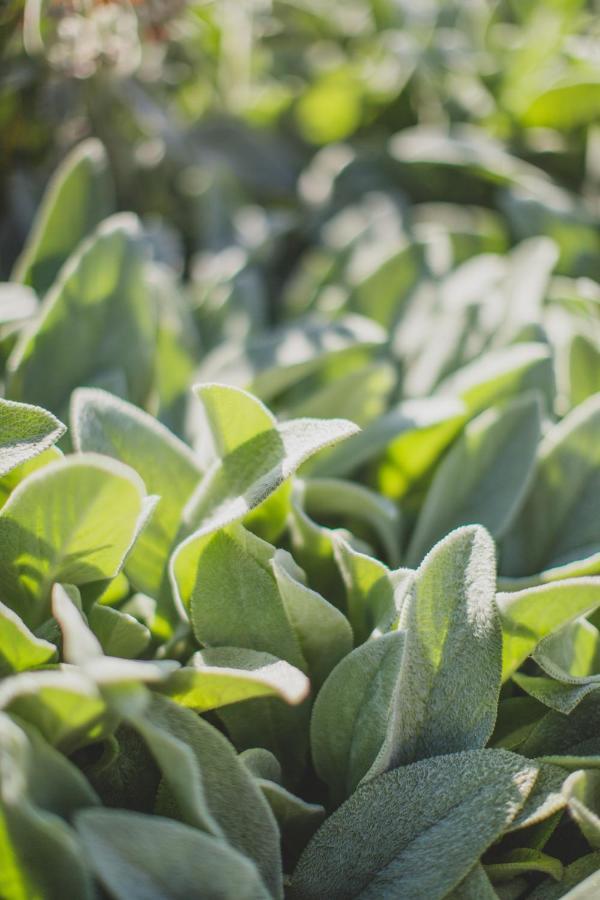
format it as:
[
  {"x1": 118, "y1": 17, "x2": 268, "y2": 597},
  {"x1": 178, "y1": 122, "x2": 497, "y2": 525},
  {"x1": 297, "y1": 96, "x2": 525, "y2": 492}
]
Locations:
[
  {"x1": 183, "y1": 383, "x2": 359, "y2": 536},
  {"x1": 76, "y1": 809, "x2": 271, "y2": 900},
  {"x1": 71, "y1": 388, "x2": 202, "y2": 598},
  {"x1": 310, "y1": 631, "x2": 406, "y2": 804},
  {"x1": 0, "y1": 453, "x2": 152, "y2": 628},
  {"x1": 160, "y1": 647, "x2": 309, "y2": 711},
  {"x1": 375, "y1": 526, "x2": 501, "y2": 771},
  {"x1": 406, "y1": 394, "x2": 541, "y2": 566},
  {"x1": 291, "y1": 749, "x2": 538, "y2": 900},
  {"x1": 0, "y1": 398, "x2": 65, "y2": 478}
]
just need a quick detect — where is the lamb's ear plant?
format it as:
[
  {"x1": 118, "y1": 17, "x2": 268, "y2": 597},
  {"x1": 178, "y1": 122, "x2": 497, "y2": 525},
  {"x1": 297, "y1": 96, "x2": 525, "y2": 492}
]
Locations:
[{"x1": 1, "y1": 128, "x2": 600, "y2": 900}]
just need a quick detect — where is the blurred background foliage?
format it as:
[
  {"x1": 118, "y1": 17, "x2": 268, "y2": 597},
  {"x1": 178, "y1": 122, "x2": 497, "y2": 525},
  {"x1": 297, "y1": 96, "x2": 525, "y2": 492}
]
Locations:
[{"x1": 1, "y1": 0, "x2": 599, "y2": 315}]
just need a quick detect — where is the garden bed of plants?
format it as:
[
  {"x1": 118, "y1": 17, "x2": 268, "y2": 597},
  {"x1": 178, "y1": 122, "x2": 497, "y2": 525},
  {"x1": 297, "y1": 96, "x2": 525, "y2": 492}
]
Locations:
[{"x1": 1, "y1": 1, "x2": 600, "y2": 898}]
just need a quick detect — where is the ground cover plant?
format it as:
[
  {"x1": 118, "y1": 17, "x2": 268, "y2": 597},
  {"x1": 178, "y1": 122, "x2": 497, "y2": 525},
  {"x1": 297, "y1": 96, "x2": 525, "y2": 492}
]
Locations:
[{"x1": 1, "y1": 1, "x2": 600, "y2": 898}]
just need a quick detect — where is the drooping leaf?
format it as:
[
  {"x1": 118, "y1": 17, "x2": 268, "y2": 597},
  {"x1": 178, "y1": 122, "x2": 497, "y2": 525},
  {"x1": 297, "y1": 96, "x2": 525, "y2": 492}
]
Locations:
[
  {"x1": 159, "y1": 647, "x2": 309, "y2": 712},
  {"x1": 133, "y1": 695, "x2": 283, "y2": 899}
]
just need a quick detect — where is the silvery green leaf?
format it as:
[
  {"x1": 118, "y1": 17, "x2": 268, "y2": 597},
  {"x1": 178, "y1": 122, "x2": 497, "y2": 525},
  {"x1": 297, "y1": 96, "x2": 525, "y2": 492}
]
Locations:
[
  {"x1": 406, "y1": 394, "x2": 541, "y2": 566},
  {"x1": 12, "y1": 138, "x2": 114, "y2": 295},
  {"x1": 291, "y1": 749, "x2": 539, "y2": 900},
  {"x1": 287, "y1": 480, "x2": 347, "y2": 605},
  {"x1": 506, "y1": 764, "x2": 570, "y2": 834},
  {"x1": 0, "y1": 398, "x2": 65, "y2": 477},
  {"x1": 0, "y1": 669, "x2": 105, "y2": 751},
  {"x1": 563, "y1": 770, "x2": 600, "y2": 849},
  {"x1": 197, "y1": 314, "x2": 386, "y2": 401},
  {"x1": 501, "y1": 395, "x2": 600, "y2": 578},
  {"x1": 271, "y1": 548, "x2": 353, "y2": 688},
  {"x1": 7, "y1": 214, "x2": 156, "y2": 416},
  {"x1": 71, "y1": 388, "x2": 202, "y2": 600},
  {"x1": 76, "y1": 809, "x2": 271, "y2": 900},
  {"x1": 0, "y1": 445, "x2": 62, "y2": 509},
  {"x1": 497, "y1": 578, "x2": 600, "y2": 680},
  {"x1": 0, "y1": 600, "x2": 57, "y2": 675},
  {"x1": 514, "y1": 619, "x2": 600, "y2": 713},
  {"x1": 160, "y1": 647, "x2": 309, "y2": 712},
  {"x1": 374, "y1": 526, "x2": 501, "y2": 772},
  {"x1": 310, "y1": 396, "x2": 464, "y2": 481},
  {"x1": 310, "y1": 631, "x2": 406, "y2": 805},
  {"x1": 438, "y1": 343, "x2": 555, "y2": 418},
  {"x1": 297, "y1": 478, "x2": 402, "y2": 567},
  {"x1": 519, "y1": 692, "x2": 600, "y2": 761},
  {"x1": 172, "y1": 524, "x2": 305, "y2": 669},
  {"x1": 87, "y1": 603, "x2": 151, "y2": 659},
  {"x1": 0, "y1": 714, "x2": 98, "y2": 900},
  {"x1": 0, "y1": 453, "x2": 153, "y2": 628},
  {"x1": 184, "y1": 383, "x2": 359, "y2": 536},
  {"x1": 446, "y1": 864, "x2": 499, "y2": 899},
  {"x1": 133, "y1": 695, "x2": 282, "y2": 899},
  {"x1": 332, "y1": 535, "x2": 398, "y2": 642}
]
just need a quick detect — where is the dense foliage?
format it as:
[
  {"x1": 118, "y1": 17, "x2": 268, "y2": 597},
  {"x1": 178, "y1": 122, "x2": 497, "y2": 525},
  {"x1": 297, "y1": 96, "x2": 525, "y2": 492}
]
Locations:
[{"x1": 1, "y1": 1, "x2": 600, "y2": 898}]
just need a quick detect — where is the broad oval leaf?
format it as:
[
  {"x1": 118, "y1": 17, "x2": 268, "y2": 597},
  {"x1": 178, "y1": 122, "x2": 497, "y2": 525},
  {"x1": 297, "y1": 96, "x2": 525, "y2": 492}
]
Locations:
[
  {"x1": 71, "y1": 387, "x2": 202, "y2": 598},
  {"x1": 0, "y1": 453, "x2": 152, "y2": 627},
  {"x1": 7, "y1": 214, "x2": 156, "y2": 416},
  {"x1": 76, "y1": 808, "x2": 271, "y2": 900},
  {"x1": 291, "y1": 749, "x2": 539, "y2": 900}
]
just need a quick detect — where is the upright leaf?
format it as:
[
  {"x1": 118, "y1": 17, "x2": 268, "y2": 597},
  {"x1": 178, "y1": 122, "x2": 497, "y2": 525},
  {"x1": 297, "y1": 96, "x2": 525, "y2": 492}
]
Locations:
[
  {"x1": 7, "y1": 214, "x2": 156, "y2": 416},
  {"x1": 71, "y1": 387, "x2": 202, "y2": 597},
  {"x1": 406, "y1": 394, "x2": 541, "y2": 566},
  {"x1": 375, "y1": 526, "x2": 501, "y2": 772}
]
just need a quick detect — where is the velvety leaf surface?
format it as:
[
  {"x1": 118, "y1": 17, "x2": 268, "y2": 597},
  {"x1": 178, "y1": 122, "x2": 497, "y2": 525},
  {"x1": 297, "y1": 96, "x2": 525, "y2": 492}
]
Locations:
[
  {"x1": 76, "y1": 809, "x2": 271, "y2": 900},
  {"x1": 291, "y1": 749, "x2": 538, "y2": 900},
  {"x1": 0, "y1": 399, "x2": 65, "y2": 478},
  {"x1": 0, "y1": 454, "x2": 151, "y2": 627},
  {"x1": 375, "y1": 526, "x2": 501, "y2": 771}
]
